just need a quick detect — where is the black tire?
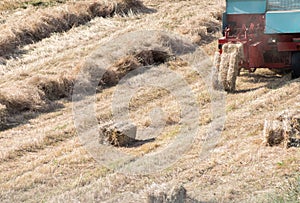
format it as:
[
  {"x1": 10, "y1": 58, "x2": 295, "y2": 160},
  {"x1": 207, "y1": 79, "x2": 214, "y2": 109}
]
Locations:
[{"x1": 292, "y1": 52, "x2": 300, "y2": 79}]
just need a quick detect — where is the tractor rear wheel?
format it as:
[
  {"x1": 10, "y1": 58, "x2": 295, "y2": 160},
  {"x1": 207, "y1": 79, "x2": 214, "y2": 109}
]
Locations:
[{"x1": 292, "y1": 52, "x2": 300, "y2": 79}]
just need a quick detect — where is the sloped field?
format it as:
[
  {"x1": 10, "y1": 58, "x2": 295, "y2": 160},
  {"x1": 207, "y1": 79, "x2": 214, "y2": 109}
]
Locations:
[{"x1": 0, "y1": 0, "x2": 299, "y2": 202}]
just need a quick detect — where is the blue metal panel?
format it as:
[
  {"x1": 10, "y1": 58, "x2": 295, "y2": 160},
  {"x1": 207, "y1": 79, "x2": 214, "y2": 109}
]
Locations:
[
  {"x1": 267, "y1": 0, "x2": 300, "y2": 11},
  {"x1": 265, "y1": 11, "x2": 300, "y2": 34},
  {"x1": 226, "y1": 0, "x2": 267, "y2": 14}
]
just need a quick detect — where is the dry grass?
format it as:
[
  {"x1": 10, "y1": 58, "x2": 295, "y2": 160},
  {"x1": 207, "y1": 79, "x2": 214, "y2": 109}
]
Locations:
[
  {"x1": 0, "y1": 74, "x2": 74, "y2": 113},
  {"x1": 101, "y1": 50, "x2": 172, "y2": 86},
  {"x1": 0, "y1": 0, "x2": 149, "y2": 58},
  {"x1": 0, "y1": 0, "x2": 67, "y2": 12},
  {"x1": 0, "y1": 85, "x2": 46, "y2": 112},
  {"x1": 0, "y1": 0, "x2": 299, "y2": 202}
]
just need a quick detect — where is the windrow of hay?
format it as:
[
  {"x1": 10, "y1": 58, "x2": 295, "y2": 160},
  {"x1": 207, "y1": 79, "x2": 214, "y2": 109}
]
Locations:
[
  {"x1": 28, "y1": 74, "x2": 74, "y2": 100},
  {"x1": 264, "y1": 110, "x2": 300, "y2": 148},
  {"x1": 100, "y1": 50, "x2": 172, "y2": 86},
  {"x1": 0, "y1": 48, "x2": 170, "y2": 114},
  {"x1": 0, "y1": 45, "x2": 174, "y2": 113},
  {"x1": 0, "y1": 0, "x2": 148, "y2": 57},
  {"x1": 0, "y1": 74, "x2": 74, "y2": 113},
  {"x1": 0, "y1": 86, "x2": 46, "y2": 112},
  {"x1": 115, "y1": 0, "x2": 152, "y2": 15}
]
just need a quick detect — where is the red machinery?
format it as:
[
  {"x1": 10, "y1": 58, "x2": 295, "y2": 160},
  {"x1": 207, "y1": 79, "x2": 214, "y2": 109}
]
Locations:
[{"x1": 218, "y1": 0, "x2": 300, "y2": 78}]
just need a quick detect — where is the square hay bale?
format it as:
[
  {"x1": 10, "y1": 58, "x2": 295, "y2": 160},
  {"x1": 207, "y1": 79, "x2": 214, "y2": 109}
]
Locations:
[
  {"x1": 264, "y1": 110, "x2": 300, "y2": 148},
  {"x1": 263, "y1": 119, "x2": 285, "y2": 147},
  {"x1": 218, "y1": 44, "x2": 230, "y2": 90},
  {"x1": 147, "y1": 185, "x2": 187, "y2": 203},
  {"x1": 99, "y1": 121, "x2": 137, "y2": 147},
  {"x1": 215, "y1": 43, "x2": 243, "y2": 92},
  {"x1": 212, "y1": 51, "x2": 221, "y2": 90},
  {"x1": 281, "y1": 110, "x2": 300, "y2": 148}
]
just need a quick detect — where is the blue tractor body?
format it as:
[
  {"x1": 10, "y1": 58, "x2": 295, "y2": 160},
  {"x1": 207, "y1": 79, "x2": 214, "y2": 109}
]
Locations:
[
  {"x1": 226, "y1": 0, "x2": 300, "y2": 34},
  {"x1": 226, "y1": 0, "x2": 267, "y2": 14}
]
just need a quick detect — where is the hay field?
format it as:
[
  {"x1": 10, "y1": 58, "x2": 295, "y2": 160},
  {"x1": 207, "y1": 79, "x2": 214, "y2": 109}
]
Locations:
[{"x1": 0, "y1": 0, "x2": 299, "y2": 202}]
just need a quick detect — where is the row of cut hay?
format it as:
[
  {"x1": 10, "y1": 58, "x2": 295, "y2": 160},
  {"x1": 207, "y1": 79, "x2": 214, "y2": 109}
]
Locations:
[
  {"x1": 83, "y1": 31, "x2": 195, "y2": 88},
  {"x1": 115, "y1": 0, "x2": 151, "y2": 14},
  {"x1": 0, "y1": 49, "x2": 170, "y2": 113},
  {"x1": 0, "y1": 74, "x2": 74, "y2": 113},
  {"x1": 100, "y1": 50, "x2": 172, "y2": 86},
  {"x1": 0, "y1": 32, "x2": 189, "y2": 114},
  {"x1": 0, "y1": 0, "x2": 147, "y2": 57},
  {"x1": 28, "y1": 74, "x2": 74, "y2": 100}
]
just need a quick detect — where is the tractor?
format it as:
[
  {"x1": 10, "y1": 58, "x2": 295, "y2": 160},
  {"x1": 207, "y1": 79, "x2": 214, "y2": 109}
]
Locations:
[{"x1": 215, "y1": 0, "x2": 300, "y2": 92}]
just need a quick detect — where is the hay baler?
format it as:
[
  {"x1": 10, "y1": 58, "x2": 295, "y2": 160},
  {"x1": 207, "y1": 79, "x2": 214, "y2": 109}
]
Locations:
[{"x1": 216, "y1": 0, "x2": 300, "y2": 91}]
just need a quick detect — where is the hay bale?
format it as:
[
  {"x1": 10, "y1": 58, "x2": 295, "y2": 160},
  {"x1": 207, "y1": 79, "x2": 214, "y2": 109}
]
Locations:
[
  {"x1": 216, "y1": 43, "x2": 243, "y2": 92},
  {"x1": 212, "y1": 51, "x2": 221, "y2": 90},
  {"x1": 226, "y1": 51, "x2": 238, "y2": 92},
  {"x1": 264, "y1": 110, "x2": 300, "y2": 148},
  {"x1": 227, "y1": 44, "x2": 243, "y2": 92},
  {"x1": 147, "y1": 185, "x2": 187, "y2": 203},
  {"x1": 281, "y1": 110, "x2": 300, "y2": 148},
  {"x1": 218, "y1": 44, "x2": 230, "y2": 90},
  {"x1": 264, "y1": 119, "x2": 285, "y2": 146},
  {"x1": 99, "y1": 121, "x2": 137, "y2": 147}
]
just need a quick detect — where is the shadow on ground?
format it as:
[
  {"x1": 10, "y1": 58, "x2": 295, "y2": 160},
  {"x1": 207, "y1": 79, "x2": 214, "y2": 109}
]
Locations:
[{"x1": 235, "y1": 70, "x2": 297, "y2": 94}]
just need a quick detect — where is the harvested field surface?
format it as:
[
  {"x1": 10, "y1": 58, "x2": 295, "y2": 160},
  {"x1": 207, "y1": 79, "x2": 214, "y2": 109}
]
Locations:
[
  {"x1": 0, "y1": 0, "x2": 299, "y2": 202},
  {"x1": 0, "y1": 0, "x2": 150, "y2": 58}
]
